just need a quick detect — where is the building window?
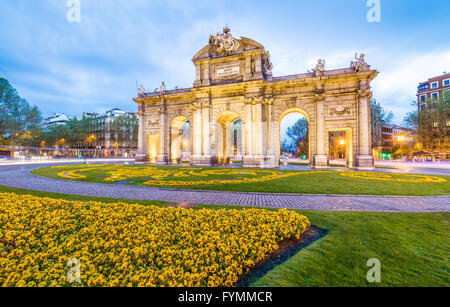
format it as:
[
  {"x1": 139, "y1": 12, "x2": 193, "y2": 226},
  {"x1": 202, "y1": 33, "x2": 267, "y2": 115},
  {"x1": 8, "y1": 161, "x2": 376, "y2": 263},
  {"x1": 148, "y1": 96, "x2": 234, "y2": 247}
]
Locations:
[
  {"x1": 418, "y1": 84, "x2": 429, "y2": 91},
  {"x1": 420, "y1": 95, "x2": 426, "y2": 102},
  {"x1": 431, "y1": 82, "x2": 439, "y2": 89},
  {"x1": 443, "y1": 79, "x2": 450, "y2": 86},
  {"x1": 431, "y1": 92, "x2": 439, "y2": 99}
]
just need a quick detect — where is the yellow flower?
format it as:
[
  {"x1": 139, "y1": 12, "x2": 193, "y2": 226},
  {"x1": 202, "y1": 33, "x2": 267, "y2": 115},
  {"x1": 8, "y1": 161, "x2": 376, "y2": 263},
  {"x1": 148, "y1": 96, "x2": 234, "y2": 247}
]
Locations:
[
  {"x1": 0, "y1": 193, "x2": 310, "y2": 287},
  {"x1": 340, "y1": 172, "x2": 447, "y2": 183},
  {"x1": 54, "y1": 165, "x2": 305, "y2": 186}
]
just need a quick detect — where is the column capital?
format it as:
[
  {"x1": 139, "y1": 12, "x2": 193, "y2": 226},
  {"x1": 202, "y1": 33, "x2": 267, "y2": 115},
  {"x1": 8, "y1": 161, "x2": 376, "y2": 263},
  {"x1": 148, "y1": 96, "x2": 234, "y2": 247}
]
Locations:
[
  {"x1": 137, "y1": 106, "x2": 146, "y2": 116},
  {"x1": 159, "y1": 107, "x2": 167, "y2": 115},
  {"x1": 356, "y1": 89, "x2": 372, "y2": 99},
  {"x1": 191, "y1": 103, "x2": 200, "y2": 111},
  {"x1": 313, "y1": 93, "x2": 326, "y2": 103},
  {"x1": 191, "y1": 99, "x2": 211, "y2": 110},
  {"x1": 200, "y1": 100, "x2": 212, "y2": 109},
  {"x1": 262, "y1": 96, "x2": 274, "y2": 106},
  {"x1": 244, "y1": 97, "x2": 263, "y2": 105}
]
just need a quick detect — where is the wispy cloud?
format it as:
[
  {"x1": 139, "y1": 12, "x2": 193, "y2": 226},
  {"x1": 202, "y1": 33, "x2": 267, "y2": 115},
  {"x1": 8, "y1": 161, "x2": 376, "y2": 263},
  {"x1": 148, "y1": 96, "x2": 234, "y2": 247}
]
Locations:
[
  {"x1": 0, "y1": 0, "x2": 449, "y2": 121},
  {"x1": 371, "y1": 50, "x2": 450, "y2": 122}
]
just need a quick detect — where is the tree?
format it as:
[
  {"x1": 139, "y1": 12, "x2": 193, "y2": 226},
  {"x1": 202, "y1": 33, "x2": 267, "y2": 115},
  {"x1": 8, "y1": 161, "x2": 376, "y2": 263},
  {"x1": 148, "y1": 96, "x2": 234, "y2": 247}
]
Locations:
[
  {"x1": 416, "y1": 97, "x2": 449, "y2": 152},
  {"x1": 108, "y1": 114, "x2": 138, "y2": 150},
  {"x1": 37, "y1": 116, "x2": 91, "y2": 148},
  {"x1": 371, "y1": 99, "x2": 394, "y2": 147},
  {"x1": 286, "y1": 118, "x2": 308, "y2": 145},
  {"x1": 0, "y1": 78, "x2": 42, "y2": 145},
  {"x1": 286, "y1": 117, "x2": 309, "y2": 157},
  {"x1": 403, "y1": 96, "x2": 449, "y2": 153},
  {"x1": 403, "y1": 104, "x2": 418, "y2": 130}
]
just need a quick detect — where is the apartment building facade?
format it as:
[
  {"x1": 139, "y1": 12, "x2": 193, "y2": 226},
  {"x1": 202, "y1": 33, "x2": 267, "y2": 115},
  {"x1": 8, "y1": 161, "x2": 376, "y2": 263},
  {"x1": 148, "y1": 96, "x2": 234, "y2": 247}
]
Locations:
[{"x1": 417, "y1": 72, "x2": 450, "y2": 109}]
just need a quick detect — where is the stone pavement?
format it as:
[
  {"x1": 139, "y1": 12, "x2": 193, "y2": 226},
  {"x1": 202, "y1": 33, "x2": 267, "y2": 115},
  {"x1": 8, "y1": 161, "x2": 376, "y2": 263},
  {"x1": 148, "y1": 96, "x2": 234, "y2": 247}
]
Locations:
[{"x1": 0, "y1": 164, "x2": 448, "y2": 212}]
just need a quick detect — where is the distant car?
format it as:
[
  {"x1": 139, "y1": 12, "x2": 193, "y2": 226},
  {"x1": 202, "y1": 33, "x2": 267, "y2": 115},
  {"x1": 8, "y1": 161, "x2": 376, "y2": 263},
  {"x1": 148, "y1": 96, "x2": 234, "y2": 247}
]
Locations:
[{"x1": 0, "y1": 156, "x2": 8, "y2": 161}]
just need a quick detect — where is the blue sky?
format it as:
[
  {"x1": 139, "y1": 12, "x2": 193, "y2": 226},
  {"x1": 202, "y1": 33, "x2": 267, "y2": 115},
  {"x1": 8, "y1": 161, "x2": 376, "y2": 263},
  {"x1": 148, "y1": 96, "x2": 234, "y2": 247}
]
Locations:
[{"x1": 0, "y1": 0, "x2": 449, "y2": 123}]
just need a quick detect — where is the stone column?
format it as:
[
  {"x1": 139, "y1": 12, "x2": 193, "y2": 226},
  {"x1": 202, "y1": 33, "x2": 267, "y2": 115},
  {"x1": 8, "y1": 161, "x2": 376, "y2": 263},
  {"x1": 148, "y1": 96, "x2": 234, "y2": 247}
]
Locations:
[
  {"x1": 194, "y1": 63, "x2": 202, "y2": 87},
  {"x1": 170, "y1": 126, "x2": 181, "y2": 164},
  {"x1": 215, "y1": 123, "x2": 224, "y2": 163},
  {"x1": 254, "y1": 53, "x2": 263, "y2": 79},
  {"x1": 203, "y1": 62, "x2": 211, "y2": 86},
  {"x1": 264, "y1": 98, "x2": 277, "y2": 167},
  {"x1": 243, "y1": 56, "x2": 252, "y2": 81},
  {"x1": 252, "y1": 100, "x2": 264, "y2": 157},
  {"x1": 243, "y1": 97, "x2": 266, "y2": 168},
  {"x1": 200, "y1": 105, "x2": 214, "y2": 165},
  {"x1": 225, "y1": 122, "x2": 232, "y2": 164},
  {"x1": 136, "y1": 105, "x2": 148, "y2": 162},
  {"x1": 313, "y1": 95, "x2": 329, "y2": 168},
  {"x1": 355, "y1": 90, "x2": 374, "y2": 170},
  {"x1": 243, "y1": 100, "x2": 253, "y2": 159},
  {"x1": 157, "y1": 107, "x2": 169, "y2": 165},
  {"x1": 192, "y1": 106, "x2": 202, "y2": 158}
]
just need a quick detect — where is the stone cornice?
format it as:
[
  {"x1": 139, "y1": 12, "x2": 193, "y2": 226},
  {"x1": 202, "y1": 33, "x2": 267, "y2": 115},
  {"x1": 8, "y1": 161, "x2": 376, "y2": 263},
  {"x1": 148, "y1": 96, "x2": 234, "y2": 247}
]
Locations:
[{"x1": 134, "y1": 70, "x2": 378, "y2": 107}]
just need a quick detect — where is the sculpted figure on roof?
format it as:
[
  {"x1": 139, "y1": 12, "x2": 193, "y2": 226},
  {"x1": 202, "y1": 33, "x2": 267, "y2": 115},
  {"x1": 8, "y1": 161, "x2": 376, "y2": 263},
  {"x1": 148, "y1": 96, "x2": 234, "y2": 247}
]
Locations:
[{"x1": 209, "y1": 26, "x2": 240, "y2": 56}]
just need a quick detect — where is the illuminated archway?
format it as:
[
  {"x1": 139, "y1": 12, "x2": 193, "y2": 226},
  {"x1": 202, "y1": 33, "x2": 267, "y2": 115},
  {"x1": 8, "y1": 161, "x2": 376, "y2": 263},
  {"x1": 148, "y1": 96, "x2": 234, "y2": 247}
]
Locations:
[
  {"x1": 170, "y1": 116, "x2": 191, "y2": 164},
  {"x1": 328, "y1": 127, "x2": 353, "y2": 168},
  {"x1": 216, "y1": 111, "x2": 242, "y2": 164},
  {"x1": 279, "y1": 108, "x2": 311, "y2": 164}
]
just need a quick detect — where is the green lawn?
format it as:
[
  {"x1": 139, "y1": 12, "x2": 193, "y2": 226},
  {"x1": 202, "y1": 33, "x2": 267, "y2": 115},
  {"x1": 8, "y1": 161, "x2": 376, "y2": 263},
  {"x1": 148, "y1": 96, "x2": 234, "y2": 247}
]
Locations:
[
  {"x1": 1, "y1": 184, "x2": 448, "y2": 287},
  {"x1": 31, "y1": 165, "x2": 450, "y2": 196}
]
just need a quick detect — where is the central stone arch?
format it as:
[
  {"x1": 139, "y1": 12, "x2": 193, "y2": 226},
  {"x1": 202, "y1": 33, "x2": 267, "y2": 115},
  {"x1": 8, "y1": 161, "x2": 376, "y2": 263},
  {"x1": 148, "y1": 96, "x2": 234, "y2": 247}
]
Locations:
[{"x1": 215, "y1": 111, "x2": 242, "y2": 164}]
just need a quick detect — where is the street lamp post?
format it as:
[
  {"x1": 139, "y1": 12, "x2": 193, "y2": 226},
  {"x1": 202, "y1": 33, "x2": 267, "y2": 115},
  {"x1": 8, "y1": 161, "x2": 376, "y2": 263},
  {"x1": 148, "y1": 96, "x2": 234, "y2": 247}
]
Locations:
[
  {"x1": 397, "y1": 135, "x2": 405, "y2": 159},
  {"x1": 339, "y1": 139, "x2": 345, "y2": 159},
  {"x1": 84, "y1": 134, "x2": 97, "y2": 164}
]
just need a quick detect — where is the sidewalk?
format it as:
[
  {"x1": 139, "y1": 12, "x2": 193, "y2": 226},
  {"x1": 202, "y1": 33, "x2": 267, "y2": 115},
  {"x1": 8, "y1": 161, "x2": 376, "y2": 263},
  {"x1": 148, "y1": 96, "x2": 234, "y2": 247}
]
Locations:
[
  {"x1": 0, "y1": 158, "x2": 135, "y2": 166},
  {"x1": 0, "y1": 163, "x2": 448, "y2": 212},
  {"x1": 375, "y1": 160, "x2": 450, "y2": 170}
]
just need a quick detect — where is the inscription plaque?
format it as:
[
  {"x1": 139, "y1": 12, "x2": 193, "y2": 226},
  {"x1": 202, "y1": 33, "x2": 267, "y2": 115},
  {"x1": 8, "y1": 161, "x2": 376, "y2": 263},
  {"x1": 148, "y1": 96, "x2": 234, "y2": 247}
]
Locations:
[{"x1": 216, "y1": 63, "x2": 240, "y2": 78}]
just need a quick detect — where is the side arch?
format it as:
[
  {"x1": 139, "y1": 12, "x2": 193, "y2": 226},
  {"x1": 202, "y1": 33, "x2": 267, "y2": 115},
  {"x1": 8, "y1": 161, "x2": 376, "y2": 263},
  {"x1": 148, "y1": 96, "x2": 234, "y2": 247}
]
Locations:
[
  {"x1": 169, "y1": 116, "x2": 191, "y2": 164},
  {"x1": 276, "y1": 107, "x2": 312, "y2": 165}
]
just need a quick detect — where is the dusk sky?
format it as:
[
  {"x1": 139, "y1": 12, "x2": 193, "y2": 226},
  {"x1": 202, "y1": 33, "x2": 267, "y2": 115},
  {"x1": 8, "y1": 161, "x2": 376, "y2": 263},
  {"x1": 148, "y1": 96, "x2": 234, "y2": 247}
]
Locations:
[{"x1": 0, "y1": 0, "x2": 449, "y2": 123}]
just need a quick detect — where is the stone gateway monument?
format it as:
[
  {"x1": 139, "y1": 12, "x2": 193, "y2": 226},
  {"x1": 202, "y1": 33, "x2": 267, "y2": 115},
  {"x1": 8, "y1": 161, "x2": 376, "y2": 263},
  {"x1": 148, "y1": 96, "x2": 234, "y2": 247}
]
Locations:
[{"x1": 134, "y1": 27, "x2": 378, "y2": 169}]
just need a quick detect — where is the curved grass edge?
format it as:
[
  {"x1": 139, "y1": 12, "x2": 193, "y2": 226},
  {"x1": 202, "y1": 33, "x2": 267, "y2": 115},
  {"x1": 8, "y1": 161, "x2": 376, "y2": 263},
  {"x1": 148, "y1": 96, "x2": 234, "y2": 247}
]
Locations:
[{"x1": 236, "y1": 227, "x2": 327, "y2": 287}]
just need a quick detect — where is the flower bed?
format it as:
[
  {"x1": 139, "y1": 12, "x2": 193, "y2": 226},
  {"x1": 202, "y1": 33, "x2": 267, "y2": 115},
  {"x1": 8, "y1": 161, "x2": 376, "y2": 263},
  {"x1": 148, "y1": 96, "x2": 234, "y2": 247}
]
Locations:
[
  {"x1": 52, "y1": 165, "x2": 447, "y2": 187},
  {"x1": 53, "y1": 165, "x2": 303, "y2": 186},
  {"x1": 340, "y1": 171, "x2": 447, "y2": 183},
  {"x1": 0, "y1": 193, "x2": 310, "y2": 287}
]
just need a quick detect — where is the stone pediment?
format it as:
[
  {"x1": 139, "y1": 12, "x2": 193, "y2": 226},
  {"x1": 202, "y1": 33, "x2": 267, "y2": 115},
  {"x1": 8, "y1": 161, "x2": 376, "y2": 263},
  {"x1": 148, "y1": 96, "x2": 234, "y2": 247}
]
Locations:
[{"x1": 192, "y1": 27, "x2": 272, "y2": 87}]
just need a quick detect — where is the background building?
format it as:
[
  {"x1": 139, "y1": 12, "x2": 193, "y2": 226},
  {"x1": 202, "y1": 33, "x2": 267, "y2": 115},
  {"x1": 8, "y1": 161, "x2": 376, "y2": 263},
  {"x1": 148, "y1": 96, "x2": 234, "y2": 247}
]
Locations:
[
  {"x1": 416, "y1": 73, "x2": 450, "y2": 159},
  {"x1": 373, "y1": 124, "x2": 416, "y2": 159},
  {"x1": 417, "y1": 72, "x2": 450, "y2": 110},
  {"x1": 43, "y1": 113, "x2": 69, "y2": 128},
  {"x1": 82, "y1": 108, "x2": 138, "y2": 155}
]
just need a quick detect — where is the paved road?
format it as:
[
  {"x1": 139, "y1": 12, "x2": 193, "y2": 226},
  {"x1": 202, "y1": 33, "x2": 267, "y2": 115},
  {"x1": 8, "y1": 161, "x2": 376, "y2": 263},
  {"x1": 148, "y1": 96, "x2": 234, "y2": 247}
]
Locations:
[{"x1": 0, "y1": 163, "x2": 448, "y2": 212}]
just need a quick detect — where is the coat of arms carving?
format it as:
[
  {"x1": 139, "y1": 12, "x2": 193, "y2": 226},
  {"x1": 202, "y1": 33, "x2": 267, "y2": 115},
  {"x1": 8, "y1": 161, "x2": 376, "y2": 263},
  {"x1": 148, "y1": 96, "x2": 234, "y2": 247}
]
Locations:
[
  {"x1": 329, "y1": 105, "x2": 352, "y2": 116},
  {"x1": 209, "y1": 26, "x2": 240, "y2": 56}
]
